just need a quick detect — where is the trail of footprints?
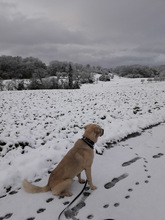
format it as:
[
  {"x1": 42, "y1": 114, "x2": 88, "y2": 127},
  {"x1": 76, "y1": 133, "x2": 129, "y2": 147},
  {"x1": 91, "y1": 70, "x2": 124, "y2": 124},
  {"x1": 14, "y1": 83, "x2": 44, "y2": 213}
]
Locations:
[
  {"x1": 101, "y1": 148, "x2": 164, "y2": 220},
  {"x1": 0, "y1": 150, "x2": 164, "y2": 220},
  {"x1": 57, "y1": 149, "x2": 164, "y2": 220},
  {"x1": 104, "y1": 156, "x2": 152, "y2": 205}
]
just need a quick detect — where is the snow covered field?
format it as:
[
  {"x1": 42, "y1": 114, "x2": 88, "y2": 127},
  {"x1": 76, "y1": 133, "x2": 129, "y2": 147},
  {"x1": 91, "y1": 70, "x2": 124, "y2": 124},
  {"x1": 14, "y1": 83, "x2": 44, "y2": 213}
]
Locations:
[{"x1": 0, "y1": 77, "x2": 165, "y2": 220}]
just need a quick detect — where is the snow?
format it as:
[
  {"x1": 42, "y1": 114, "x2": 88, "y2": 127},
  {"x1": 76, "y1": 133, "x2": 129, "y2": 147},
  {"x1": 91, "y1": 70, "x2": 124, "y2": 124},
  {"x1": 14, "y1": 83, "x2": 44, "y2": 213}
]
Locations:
[{"x1": 0, "y1": 77, "x2": 165, "y2": 220}]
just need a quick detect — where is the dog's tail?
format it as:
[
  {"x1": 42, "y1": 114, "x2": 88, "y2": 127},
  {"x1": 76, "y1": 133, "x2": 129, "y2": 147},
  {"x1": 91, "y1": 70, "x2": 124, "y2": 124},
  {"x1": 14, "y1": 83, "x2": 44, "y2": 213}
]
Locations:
[{"x1": 23, "y1": 179, "x2": 50, "y2": 193}]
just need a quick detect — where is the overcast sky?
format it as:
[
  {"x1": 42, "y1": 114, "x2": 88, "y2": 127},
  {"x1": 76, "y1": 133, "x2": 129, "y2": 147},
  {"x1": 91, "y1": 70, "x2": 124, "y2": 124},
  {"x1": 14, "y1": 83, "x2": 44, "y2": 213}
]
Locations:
[{"x1": 0, "y1": 0, "x2": 165, "y2": 67}]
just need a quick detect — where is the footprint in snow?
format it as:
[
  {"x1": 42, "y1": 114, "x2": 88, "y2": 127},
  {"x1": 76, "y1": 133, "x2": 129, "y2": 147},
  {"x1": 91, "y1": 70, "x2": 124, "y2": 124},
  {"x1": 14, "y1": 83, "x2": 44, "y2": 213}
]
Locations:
[
  {"x1": 128, "y1": 188, "x2": 133, "y2": 192},
  {"x1": 103, "y1": 204, "x2": 109, "y2": 208},
  {"x1": 87, "y1": 214, "x2": 94, "y2": 219},
  {"x1": 36, "y1": 208, "x2": 46, "y2": 214},
  {"x1": 104, "y1": 173, "x2": 129, "y2": 189},
  {"x1": 153, "y1": 153, "x2": 164, "y2": 159},
  {"x1": 64, "y1": 189, "x2": 91, "y2": 219},
  {"x1": 114, "y1": 203, "x2": 120, "y2": 207},
  {"x1": 0, "y1": 213, "x2": 13, "y2": 220},
  {"x1": 46, "y1": 198, "x2": 54, "y2": 203},
  {"x1": 122, "y1": 157, "x2": 141, "y2": 167}
]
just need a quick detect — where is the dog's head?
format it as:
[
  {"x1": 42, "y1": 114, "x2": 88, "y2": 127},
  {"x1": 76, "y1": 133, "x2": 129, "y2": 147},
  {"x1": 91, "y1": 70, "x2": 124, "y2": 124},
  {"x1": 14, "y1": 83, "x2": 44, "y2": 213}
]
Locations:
[{"x1": 84, "y1": 124, "x2": 104, "y2": 142}]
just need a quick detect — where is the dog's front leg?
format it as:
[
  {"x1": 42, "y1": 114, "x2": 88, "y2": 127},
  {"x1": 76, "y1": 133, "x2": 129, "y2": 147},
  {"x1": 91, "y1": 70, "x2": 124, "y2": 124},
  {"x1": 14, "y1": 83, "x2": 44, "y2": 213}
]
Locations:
[
  {"x1": 77, "y1": 173, "x2": 85, "y2": 184},
  {"x1": 85, "y1": 167, "x2": 97, "y2": 190}
]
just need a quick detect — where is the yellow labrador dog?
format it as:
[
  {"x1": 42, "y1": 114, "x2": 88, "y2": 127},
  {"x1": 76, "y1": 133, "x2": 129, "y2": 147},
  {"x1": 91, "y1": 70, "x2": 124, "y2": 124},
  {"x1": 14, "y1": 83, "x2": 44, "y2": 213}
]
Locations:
[{"x1": 23, "y1": 124, "x2": 104, "y2": 197}]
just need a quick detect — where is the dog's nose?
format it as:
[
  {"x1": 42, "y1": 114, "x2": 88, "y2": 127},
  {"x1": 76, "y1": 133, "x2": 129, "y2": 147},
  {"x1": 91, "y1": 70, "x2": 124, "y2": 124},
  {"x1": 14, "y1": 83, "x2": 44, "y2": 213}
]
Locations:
[{"x1": 101, "y1": 129, "x2": 104, "y2": 136}]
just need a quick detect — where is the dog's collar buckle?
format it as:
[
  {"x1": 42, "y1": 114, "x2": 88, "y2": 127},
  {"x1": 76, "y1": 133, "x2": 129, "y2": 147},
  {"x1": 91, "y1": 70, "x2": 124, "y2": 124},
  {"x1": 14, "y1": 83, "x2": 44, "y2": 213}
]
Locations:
[{"x1": 81, "y1": 136, "x2": 94, "y2": 149}]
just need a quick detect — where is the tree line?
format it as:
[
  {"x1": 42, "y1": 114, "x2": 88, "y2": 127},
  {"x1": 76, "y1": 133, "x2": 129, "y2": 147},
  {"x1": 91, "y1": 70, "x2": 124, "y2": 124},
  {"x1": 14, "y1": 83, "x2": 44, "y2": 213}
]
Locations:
[
  {"x1": 0, "y1": 55, "x2": 106, "y2": 80},
  {"x1": 1, "y1": 56, "x2": 165, "y2": 80},
  {"x1": 113, "y1": 64, "x2": 165, "y2": 79},
  {"x1": 0, "y1": 55, "x2": 109, "y2": 90},
  {"x1": 0, "y1": 55, "x2": 165, "y2": 90}
]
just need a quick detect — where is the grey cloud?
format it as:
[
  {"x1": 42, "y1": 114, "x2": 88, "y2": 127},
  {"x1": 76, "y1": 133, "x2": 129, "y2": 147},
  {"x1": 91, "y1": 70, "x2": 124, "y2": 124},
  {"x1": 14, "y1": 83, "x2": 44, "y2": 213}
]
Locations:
[
  {"x1": 0, "y1": 0, "x2": 165, "y2": 67},
  {"x1": 0, "y1": 15, "x2": 87, "y2": 46},
  {"x1": 136, "y1": 42, "x2": 165, "y2": 55}
]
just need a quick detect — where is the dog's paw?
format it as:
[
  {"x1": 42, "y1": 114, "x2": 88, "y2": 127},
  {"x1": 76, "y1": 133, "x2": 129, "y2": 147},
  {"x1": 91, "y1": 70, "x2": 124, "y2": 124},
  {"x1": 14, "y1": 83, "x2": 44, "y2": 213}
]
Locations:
[
  {"x1": 65, "y1": 192, "x2": 73, "y2": 197},
  {"x1": 79, "y1": 179, "x2": 86, "y2": 184},
  {"x1": 60, "y1": 192, "x2": 73, "y2": 197},
  {"x1": 90, "y1": 185, "x2": 97, "y2": 190}
]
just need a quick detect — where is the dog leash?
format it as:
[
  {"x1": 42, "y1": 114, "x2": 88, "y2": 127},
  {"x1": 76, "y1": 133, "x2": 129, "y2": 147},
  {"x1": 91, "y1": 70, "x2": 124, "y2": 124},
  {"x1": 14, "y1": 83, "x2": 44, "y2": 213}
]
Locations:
[{"x1": 58, "y1": 180, "x2": 87, "y2": 220}]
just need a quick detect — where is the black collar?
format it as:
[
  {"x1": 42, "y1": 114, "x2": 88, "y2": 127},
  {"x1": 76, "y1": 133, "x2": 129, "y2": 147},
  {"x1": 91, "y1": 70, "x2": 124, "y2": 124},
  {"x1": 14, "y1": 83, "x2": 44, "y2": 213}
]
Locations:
[{"x1": 81, "y1": 136, "x2": 95, "y2": 149}]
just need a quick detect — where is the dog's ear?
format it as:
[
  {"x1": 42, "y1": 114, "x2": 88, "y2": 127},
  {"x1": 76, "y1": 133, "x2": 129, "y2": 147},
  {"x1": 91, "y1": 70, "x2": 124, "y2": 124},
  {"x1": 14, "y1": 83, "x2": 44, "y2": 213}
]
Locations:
[{"x1": 84, "y1": 124, "x2": 90, "y2": 130}]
